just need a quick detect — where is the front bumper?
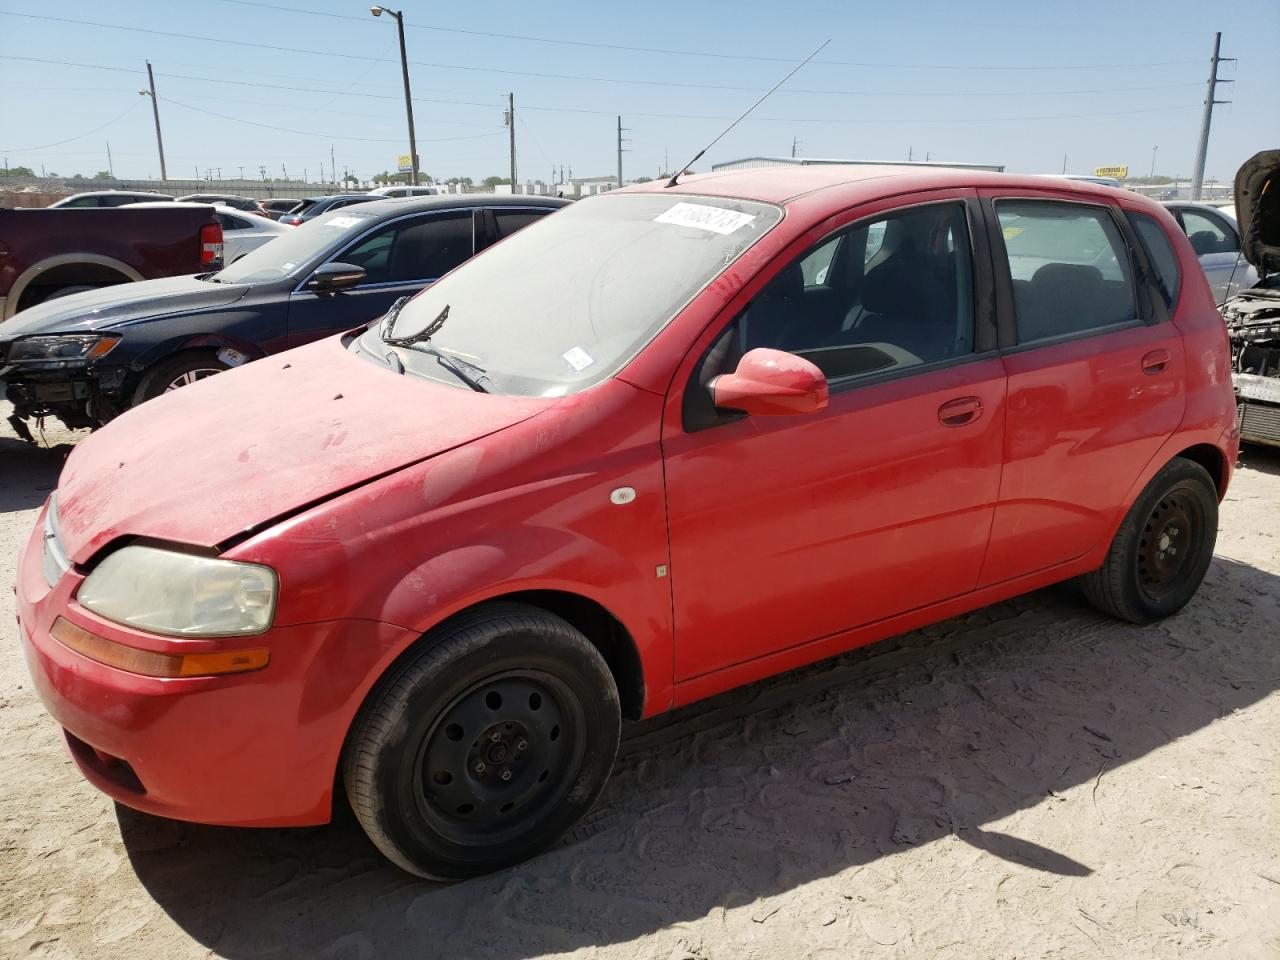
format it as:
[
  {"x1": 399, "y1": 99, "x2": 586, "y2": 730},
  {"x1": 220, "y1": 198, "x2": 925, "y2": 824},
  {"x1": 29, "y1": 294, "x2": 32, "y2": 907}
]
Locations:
[
  {"x1": 0, "y1": 361, "x2": 131, "y2": 427},
  {"x1": 16, "y1": 501, "x2": 416, "y2": 827}
]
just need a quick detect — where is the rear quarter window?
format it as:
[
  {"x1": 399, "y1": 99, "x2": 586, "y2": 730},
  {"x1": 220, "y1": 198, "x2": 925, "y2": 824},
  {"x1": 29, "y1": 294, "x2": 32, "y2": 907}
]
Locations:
[{"x1": 1125, "y1": 211, "x2": 1182, "y2": 306}]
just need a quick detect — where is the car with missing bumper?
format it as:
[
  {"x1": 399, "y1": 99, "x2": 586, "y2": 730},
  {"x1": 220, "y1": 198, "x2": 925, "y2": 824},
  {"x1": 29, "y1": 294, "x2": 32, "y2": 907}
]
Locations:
[
  {"x1": 17, "y1": 166, "x2": 1237, "y2": 880},
  {"x1": 1222, "y1": 150, "x2": 1280, "y2": 447},
  {"x1": 0, "y1": 194, "x2": 566, "y2": 430}
]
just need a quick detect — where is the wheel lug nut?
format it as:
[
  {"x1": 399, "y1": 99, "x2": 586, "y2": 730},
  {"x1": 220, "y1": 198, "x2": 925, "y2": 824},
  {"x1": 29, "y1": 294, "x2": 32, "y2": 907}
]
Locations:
[
  {"x1": 1158, "y1": 552, "x2": 1165, "y2": 560},
  {"x1": 516, "y1": 739, "x2": 528, "y2": 751},
  {"x1": 474, "y1": 761, "x2": 486, "y2": 774},
  {"x1": 490, "y1": 731, "x2": 503, "y2": 743},
  {"x1": 500, "y1": 769, "x2": 512, "y2": 781}
]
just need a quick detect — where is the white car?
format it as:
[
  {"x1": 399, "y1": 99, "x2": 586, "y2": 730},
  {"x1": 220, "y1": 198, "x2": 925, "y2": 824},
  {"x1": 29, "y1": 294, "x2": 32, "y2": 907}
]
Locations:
[
  {"x1": 126, "y1": 201, "x2": 290, "y2": 264},
  {"x1": 366, "y1": 185, "x2": 439, "y2": 198}
]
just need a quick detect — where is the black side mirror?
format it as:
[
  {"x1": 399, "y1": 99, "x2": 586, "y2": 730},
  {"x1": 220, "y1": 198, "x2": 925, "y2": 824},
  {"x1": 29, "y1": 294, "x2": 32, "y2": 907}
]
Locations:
[{"x1": 307, "y1": 262, "x2": 366, "y2": 292}]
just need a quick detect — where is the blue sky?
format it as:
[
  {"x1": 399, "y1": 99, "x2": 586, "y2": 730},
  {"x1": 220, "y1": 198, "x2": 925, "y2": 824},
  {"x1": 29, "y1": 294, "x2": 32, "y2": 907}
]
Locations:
[{"x1": 1, "y1": 0, "x2": 1276, "y2": 185}]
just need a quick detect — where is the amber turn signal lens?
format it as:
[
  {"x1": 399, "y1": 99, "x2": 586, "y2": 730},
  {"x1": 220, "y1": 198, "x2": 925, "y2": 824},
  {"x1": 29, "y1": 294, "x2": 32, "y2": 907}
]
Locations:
[{"x1": 51, "y1": 617, "x2": 269, "y2": 678}]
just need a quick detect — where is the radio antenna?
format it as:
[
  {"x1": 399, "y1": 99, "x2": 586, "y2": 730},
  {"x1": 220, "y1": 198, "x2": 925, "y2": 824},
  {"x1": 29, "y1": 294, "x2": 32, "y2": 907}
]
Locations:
[{"x1": 665, "y1": 39, "x2": 830, "y2": 188}]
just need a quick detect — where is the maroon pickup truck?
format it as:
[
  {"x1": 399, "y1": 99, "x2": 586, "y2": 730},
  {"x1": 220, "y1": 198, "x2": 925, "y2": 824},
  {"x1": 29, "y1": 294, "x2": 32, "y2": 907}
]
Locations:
[{"x1": 0, "y1": 206, "x2": 223, "y2": 322}]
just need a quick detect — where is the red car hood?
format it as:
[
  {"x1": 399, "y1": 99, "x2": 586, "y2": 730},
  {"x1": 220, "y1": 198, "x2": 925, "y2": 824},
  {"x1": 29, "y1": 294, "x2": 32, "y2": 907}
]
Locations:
[{"x1": 55, "y1": 338, "x2": 550, "y2": 563}]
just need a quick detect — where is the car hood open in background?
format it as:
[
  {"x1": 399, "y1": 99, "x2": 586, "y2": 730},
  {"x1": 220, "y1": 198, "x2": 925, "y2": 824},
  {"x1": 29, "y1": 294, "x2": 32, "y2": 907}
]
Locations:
[
  {"x1": 1234, "y1": 149, "x2": 1280, "y2": 275},
  {"x1": 54, "y1": 338, "x2": 550, "y2": 564},
  {"x1": 0, "y1": 275, "x2": 248, "y2": 338}
]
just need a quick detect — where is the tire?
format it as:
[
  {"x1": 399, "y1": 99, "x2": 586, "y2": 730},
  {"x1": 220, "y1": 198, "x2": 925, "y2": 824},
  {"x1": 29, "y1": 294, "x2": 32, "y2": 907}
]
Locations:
[
  {"x1": 132, "y1": 351, "x2": 231, "y2": 406},
  {"x1": 342, "y1": 602, "x2": 621, "y2": 880},
  {"x1": 1080, "y1": 458, "x2": 1218, "y2": 623}
]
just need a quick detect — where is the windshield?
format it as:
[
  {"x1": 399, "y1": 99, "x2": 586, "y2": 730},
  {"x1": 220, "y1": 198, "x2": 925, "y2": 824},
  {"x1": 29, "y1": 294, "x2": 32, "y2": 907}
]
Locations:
[
  {"x1": 361, "y1": 193, "x2": 781, "y2": 396},
  {"x1": 209, "y1": 207, "x2": 380, "y2": 284}
]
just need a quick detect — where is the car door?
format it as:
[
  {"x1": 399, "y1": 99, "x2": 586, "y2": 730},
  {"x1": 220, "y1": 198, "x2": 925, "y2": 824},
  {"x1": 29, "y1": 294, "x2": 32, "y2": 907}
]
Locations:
[
  {"x1": 662, "y1": 192, "x2": 1008, "y2": 681},
  {"x1": 286, "y1": 208, "x2": 478, "y2": 347},
  {"x1": 976, "y1": 191, "x2": 1186, "y2": 586},
  {"x1": 215, "y1": 212, "x2": 257, "y2": 263},
  {"x1": 1174, "y1": 206, "x2": 1254, "y2": 303}
]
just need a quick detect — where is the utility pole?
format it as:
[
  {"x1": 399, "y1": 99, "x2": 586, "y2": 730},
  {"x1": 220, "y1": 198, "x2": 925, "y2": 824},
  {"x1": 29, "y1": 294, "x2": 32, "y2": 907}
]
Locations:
[
  {"x1": 371, "y1": 7, "x2": 420, "y2": 186},
  {"x1": 616, "y1": 116, "x2": 630, "y2": 188},
  {"x1": 330, "y1": 145, "x2": 336, "y2": 188},
  {"x1": 1190, "y1": 32, "x2": 1234, "y2": 201},
  {"x1": 142, "y1": 61, "x2": 167, "y2": 180},
  {"x1": 1150, "y1": 145, "x2": 1158, "y2": 179},
  {"x1": 791, "y1": 136, "x2": 800, "y2": 158},
  {"x1": 106, "y1": 141, "x2": 114, "y2": 178},
  {"x1": 505, "y1": 93, "x2": 517, "y2": 190},
  {"x1": 1062, "y1": 153, "x2": 1068, "y2": 174},
  {"x1": 908, "y1": 145, "x2": 913, "y2": 161}
]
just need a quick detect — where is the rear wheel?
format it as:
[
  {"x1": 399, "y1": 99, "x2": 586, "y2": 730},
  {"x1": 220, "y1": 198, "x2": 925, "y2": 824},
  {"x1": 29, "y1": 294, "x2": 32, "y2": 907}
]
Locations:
[
  {"x1": 132, "y1": 351, "x2": 231, "y2": 406},
  {"x1": 343, "y1": 603, "x2": 621, "y2": 880},
  {"x1": 1080, "y1": 458, "x2": 1218, "y2": 623}
]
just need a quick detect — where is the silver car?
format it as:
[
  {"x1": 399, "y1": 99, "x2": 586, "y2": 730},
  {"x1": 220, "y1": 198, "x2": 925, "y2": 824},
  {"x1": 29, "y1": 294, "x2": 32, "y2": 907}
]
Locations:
[{"x1": 1163, "y1": 201, "x2": 1259, "y2": 304}]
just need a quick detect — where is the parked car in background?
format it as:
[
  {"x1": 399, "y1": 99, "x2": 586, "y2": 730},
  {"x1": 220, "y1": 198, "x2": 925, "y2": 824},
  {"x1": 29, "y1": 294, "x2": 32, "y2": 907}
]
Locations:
[
  {"x1": 0, "y1": 204, "x2": 221, "y2": 323},
  {"x1": 126, "y1": 202, "x2": 289, "y2": 263},
  {"x1": 1163, "y1": 201, "x2": 1258, "y2": 303},
  {"x1": 367, "y1": 185, "x2": 440, "y2": 198},
  {"x1": 1221, "y1": 150, "x2": 1280, "y2": 447},
  {"x1": 13, "y1": 167, "x2": 1236, "y2": 881},
  {"x1": 278, "y1": 194, "x2": 378, "y2": 226},
  {"x1": 176, "y1": 194, "x2": 266, "y2": 216},
  {"x1": 0, "y1": 195, "x2": 567, "y2": 429},
  {"x1": 259, "y1": 198, "x2": 302, "y2": 220},
  {"x1": 49, "y1": 190, "x2": 174, "y2": 208}
]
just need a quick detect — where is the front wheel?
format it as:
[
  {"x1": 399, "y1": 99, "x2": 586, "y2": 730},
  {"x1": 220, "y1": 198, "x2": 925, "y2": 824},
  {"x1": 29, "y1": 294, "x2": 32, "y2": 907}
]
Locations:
[
  {"x1": 342, "y1": 603, "x2": 621, "y2": 880},
  {"x1": 132, "y1": 351, "x2": 231, "y2": 406},
  {"x1": 1080, "y1": 458, "x2": 1218, "y2": 623}
]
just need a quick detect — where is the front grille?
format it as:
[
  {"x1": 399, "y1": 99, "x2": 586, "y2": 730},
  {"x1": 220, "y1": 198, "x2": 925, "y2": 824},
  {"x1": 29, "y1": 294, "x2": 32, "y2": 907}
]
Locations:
[{"x1": 1239, "y1": 401, "x2": 1280, "y2": 446}]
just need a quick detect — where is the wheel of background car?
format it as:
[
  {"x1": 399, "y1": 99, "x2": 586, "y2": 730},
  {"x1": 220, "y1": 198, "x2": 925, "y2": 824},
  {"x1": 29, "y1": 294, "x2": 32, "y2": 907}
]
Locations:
[
  {"x1": 1079, "y1": 458, "x2": 1218, "y2": 623},
  {"x1": 132, "y1": 351, "x2": 232, "y2": 406},
  {"x1": 342, "y1": 602, "x2": 621, "y2": 880},
  {"x1": 41, "y1": 284, "x2": 98, "y2": 302}
]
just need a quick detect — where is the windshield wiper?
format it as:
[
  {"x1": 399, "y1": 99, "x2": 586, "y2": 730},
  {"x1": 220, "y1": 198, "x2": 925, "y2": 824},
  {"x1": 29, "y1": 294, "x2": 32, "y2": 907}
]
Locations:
[{"x1": 379, "y1": 300, "x2": 489, "y2": 393}]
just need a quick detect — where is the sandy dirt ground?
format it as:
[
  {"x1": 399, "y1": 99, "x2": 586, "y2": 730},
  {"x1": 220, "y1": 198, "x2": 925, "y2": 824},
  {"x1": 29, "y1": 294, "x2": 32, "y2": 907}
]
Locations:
[{"x1": 1, "y1": 398, "x2": 1277, "y2": 960}]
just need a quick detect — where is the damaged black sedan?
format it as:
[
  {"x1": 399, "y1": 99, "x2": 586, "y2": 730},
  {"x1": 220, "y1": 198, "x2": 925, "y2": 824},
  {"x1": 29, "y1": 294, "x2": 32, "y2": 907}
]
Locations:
[{"x1": 0, "y1": 195, "x2": 566, "y2": 436}]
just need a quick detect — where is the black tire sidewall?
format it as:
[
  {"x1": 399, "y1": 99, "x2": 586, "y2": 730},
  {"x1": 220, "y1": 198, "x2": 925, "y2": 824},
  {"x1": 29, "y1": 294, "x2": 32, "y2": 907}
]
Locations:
[
  {"x1": 355, "y1": 617, "x2": 620, "y2": 880},
  {"x1": 1113, "y1": 461, "x2": 1218, "y2": 620},
  {"x1": 134, "y1": 351, "x2": 231, "y2": 404}
]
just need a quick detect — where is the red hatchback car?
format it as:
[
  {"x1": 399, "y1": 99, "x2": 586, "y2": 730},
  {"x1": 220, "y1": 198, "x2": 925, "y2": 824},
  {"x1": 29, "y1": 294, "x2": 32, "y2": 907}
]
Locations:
[{"x1": 17, "y1": 166, "x2": 1238, "y2": 879}]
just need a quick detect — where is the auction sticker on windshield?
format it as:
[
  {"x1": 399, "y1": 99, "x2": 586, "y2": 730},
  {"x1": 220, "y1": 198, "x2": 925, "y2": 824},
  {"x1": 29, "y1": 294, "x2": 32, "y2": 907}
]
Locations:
[{"x1": 656, "y1": 202, "x2": 756, "y2": 235}]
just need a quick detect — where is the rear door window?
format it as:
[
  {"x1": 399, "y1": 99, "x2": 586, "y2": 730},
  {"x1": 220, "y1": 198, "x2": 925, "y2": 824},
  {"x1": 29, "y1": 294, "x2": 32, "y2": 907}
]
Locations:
[
  {"x1": 1179, "y1": 208, "x2": 1237, "y2": 256},
  {"x1": 492, "y1": 209, "x2": 548, "y2": 240},
  {"x1": 995, "y1": 201, "x2": 1137, "y2": 343}
]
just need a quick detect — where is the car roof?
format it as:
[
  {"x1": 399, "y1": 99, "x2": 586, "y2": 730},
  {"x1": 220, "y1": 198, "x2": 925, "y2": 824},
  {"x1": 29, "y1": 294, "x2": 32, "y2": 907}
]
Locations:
[
  {"x1": 122, "y1": 201, "x2": 262, "y2": 216},
  {"x1": 316, "y1": 194, "x2": 572, "y2": 217},
  {"x1": 623, "y1": 165, "x2": 1136, "y2": 207}
]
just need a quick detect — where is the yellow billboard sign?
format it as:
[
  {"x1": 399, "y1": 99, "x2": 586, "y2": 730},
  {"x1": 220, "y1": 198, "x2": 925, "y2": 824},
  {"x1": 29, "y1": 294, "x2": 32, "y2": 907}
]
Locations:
[
  {"x1": 1094, "y1": 166, "x2": 1128, "y2": 180},
  {"x1": 397, "y1": 154, "x2": 413, "y2": 173}
]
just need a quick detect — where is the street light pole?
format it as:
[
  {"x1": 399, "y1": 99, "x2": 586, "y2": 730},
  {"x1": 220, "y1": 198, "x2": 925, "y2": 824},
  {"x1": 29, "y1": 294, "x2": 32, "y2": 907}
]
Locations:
[
  {"x1": 371, "y1": 6, "x2": 419, "y2": 187},
  {"x1": 139, "y1": 61, "x2": 168, "y2": 180}
]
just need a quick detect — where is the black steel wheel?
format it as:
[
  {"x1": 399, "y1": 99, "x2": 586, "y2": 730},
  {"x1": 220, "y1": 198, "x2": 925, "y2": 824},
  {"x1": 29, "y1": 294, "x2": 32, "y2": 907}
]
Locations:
[
  {"x1": 414, "y1": 671, "x2": 585, "y2": 843},
  {"x1": 343, "y1": 603, "x2": 621, "y2": 880},
  {"x1": 1080, "y1": 457, "x2": 1218, "y2": 623}
]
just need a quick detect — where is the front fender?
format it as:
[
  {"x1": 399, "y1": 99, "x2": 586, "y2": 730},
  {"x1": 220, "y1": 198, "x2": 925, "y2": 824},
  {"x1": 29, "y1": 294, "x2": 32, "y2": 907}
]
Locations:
[{"x1": 229, "y1": 380, "x2": 675, "y2": 717}]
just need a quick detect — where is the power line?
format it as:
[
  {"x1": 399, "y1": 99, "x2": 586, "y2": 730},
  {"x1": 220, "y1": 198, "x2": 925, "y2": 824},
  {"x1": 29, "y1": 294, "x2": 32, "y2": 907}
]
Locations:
[
  {"x1": 206, "y1": 0, "x2": 1202, "y2": 72},
  {"x1": 159, "y1": 95, "x2": 504, "y2": 144},
  {"x1": 0, "y1": 17, "x2": 1208, "y2": 98},
  {"x1": 0, "y1": 101, "x2": 143, "y2": 152}
]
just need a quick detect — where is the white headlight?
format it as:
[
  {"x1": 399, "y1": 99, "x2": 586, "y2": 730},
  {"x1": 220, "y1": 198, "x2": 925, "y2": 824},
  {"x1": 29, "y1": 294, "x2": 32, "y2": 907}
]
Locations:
[{"x1": 78, "y1": 545, "x2": 277, "y2": 637}]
